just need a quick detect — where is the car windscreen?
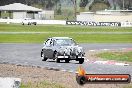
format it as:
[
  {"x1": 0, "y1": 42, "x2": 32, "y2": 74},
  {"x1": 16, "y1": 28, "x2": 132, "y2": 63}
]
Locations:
[{"x1": 54, "y1": 39, "x2": 76, "y2": 46}]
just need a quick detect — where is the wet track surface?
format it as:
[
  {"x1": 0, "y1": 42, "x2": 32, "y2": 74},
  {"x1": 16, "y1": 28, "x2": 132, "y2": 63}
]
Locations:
[{"x1": 0, "y1": 43, "x2": 132, "y2": 75}]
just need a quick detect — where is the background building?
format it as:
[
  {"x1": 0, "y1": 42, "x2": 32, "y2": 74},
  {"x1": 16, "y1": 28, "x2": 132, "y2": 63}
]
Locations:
[
  {"x1": 39, "y1": 10, "x2": 54, "y2": 20},
  {"x1": 0, "y1": 3, "x2": 42, "y2": 19},
  {"x1": 77, "y1": 10, "x2": 132, "y2": 22},
  {"x1": 0, "y1": 3, "x2": 54, "y2": 20}
]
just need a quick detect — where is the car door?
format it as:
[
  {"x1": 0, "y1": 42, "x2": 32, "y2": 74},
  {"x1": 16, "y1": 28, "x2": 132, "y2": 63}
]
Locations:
[{"x1": 43, "y1": 39, "x2": 54, "y2": 59}]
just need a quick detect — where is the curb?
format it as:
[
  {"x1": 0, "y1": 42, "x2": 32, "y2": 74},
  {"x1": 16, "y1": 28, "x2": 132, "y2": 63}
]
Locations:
[
  {"x1": 87, "y1": 48, "x2": 130, "y2": 52},
  {"x1": 85, "y1": 60, "x2": 129, "y2": 66},
  {"x1": 85, "y1": 48, "x2": 131, "y2": 66}
]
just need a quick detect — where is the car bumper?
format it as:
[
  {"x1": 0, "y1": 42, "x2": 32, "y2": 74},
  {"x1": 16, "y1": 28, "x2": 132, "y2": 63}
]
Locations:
[
  {"x1": 57, "y1": 55, "x2": 85, "y2": 59},
  {"x1": 57, "y1": 56, "x2": 69, "y2": 58},
  {"x1": 78, "y1": 56, "x2": 85, "y2": 58}
]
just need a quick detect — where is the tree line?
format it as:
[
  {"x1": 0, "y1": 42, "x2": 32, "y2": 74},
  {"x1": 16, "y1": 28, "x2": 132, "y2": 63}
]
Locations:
[{"x1": 0, "y1": 0, "x2": 131, "y2": 10}]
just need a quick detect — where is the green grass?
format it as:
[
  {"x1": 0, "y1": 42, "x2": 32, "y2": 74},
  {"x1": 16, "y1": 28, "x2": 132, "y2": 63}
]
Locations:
[
  {"x1": 0, "y1": 24, "x2": 132, "y2": 43},
  {"x1": 21, "y1": 81, "x2": 65, "y2": 88},
  {"x1": 0, "y1": 24, "x2": 132, "y2": 32},
  {"x1": 0, "y1": 34, "x2": 131, "y2": 43},
  {"x1": 123, "y1": 85, "x2": 132, "y2": 88},
  {"x1": 96, "y1": 51, "x2": 132, "y2": 62}
]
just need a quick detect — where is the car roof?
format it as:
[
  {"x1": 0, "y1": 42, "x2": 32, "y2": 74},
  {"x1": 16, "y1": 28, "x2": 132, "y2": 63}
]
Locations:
[{"x1": 51, "y1": 37, "x2": 72, "y2": 40}]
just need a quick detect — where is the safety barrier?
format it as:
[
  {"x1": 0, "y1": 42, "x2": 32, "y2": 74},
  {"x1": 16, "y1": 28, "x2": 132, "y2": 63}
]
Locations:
[
  {"x1": 121, "y1": 22, "x2": 132, "y2": 27},
  {"x1": 0, "y1": 19, "x2": 66, "y2": 25},
  {"x1": 0, "y1": 19, "x2": 132, "y2": 27},
  {"x1": 66, "y1": 21, "x2": 121, "y2": 27}
]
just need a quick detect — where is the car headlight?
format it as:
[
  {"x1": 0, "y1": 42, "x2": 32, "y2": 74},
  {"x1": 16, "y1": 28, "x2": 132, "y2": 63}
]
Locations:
[
  {"x1": 58, "y1": 47, "x2": 69, "y2": 55},
  {"x1": 64, "y1": 48, "x2": 70, "y2": 55},
  {"x1": 77, "y1": 47, "x2": 83, "y2": 53},
  {"x1": 59, "y1": 49, "x2": 65, "y2": 55}
]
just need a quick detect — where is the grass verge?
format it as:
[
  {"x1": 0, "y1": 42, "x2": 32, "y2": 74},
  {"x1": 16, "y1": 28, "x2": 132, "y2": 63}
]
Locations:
[
  {"x1": 0, "y1": 24, "x2": 132, "y2": 43},
  {"x1": 96, "y1": 51, "x2": 132, "y2": 62},
  {"x1": 0, "y1": 24, "x2": 132, "y2": 32},
  {"x1": 123, "y1": 85, "x2": 132, "y2": 88},
  {"x1": 21, "y1": 81, "x2": 65, "y2": 88},
  {"x1": 0, "y1": 34, "x2": 132, "y2": 43}
]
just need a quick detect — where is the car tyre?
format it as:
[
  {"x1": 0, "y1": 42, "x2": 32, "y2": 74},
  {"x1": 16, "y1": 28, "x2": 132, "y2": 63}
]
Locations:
[
  {"x1": 79, "y1": 58, "x2": 84, "y2": 64},
  {"x1": 65, "y1": 59, "x2": 70, "y2": 63},
  {"x1": 56, "y1": 58, "x2": 60, "y2": 63},
  {"x1": 55, "y1": 53, "x2": 60, "y2": 63},
  {"x1": 42, "y1": 52, "x2": 47, "y2": 61},
  {"x1": 34, "y1": 22, "x2": 37, "y2": 25},
  {"x1": 28, "y1": 22, "x2": 31, "y2": 25},
  {"x1": 76, "y1": 75, "x2": 86, "y2": 85}
]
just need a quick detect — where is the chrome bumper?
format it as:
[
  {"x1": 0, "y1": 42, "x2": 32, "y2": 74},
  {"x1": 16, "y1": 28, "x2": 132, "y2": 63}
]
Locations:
[{"x1": 57, "y1": 56, "x2": 69, "y2": 58}]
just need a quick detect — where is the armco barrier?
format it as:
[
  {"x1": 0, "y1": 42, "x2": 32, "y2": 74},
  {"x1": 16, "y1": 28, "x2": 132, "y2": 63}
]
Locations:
[{"x1": 66, "y1": 21, "x2": 121, "y2": 27}]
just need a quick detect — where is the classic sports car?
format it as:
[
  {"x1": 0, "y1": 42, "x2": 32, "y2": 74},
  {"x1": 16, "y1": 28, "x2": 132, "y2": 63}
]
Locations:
[{"x1": 41, "y1": 37, "x2": 85, "y2": 64}]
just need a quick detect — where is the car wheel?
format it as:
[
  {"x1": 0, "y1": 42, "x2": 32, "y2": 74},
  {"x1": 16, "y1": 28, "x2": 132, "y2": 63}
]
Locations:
[
  {"x1": 76, "y1": 75, "x2": 86, "y2": 85},
  {"x1": 42, "y1": 52, "x2": 47, "y2": 61},
  {"x1": 28, "y1": 22, "x2": 31, "y2": 25},
  {"x1": 79, "y1": 58, "x2": 84, "y2": 64},
  {"x1": 56, "y1": 58, "x2": 60, "y2": 63},
  {"x1": 34, "y1": 23, "x2": 37, "y2": 25},
  {"x1": 55, "y1": 53, "x2": 60, "y2": 63},
  {"x1": 65, "y1": 59, "x2": 70, "y2": 63}
]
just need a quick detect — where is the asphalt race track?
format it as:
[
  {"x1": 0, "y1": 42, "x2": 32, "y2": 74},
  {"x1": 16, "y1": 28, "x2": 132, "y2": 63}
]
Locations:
[{"x1": 0, "y1": 43, "x2": 132, "y2": 76}]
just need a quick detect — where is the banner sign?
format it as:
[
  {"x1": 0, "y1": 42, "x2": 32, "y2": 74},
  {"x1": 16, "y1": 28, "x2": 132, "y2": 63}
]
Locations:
[
  {"x1": 76, "y1": 66, "x2": 131, "y2": 85},
  {"x1": 121, "y1": 22, "x2": 132, "y2": 27},
  {"x1": 76, "y1": 74, "x2": 131, "y2": 85},
  {"x1": 66, "y1": 21, "x2": 121, "y2": 27}
]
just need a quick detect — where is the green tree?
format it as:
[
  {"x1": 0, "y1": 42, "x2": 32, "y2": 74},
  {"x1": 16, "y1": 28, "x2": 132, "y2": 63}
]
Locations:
[{"x1": 57, "y1": 3, "x2": 62, "y2": 15}]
